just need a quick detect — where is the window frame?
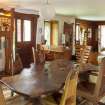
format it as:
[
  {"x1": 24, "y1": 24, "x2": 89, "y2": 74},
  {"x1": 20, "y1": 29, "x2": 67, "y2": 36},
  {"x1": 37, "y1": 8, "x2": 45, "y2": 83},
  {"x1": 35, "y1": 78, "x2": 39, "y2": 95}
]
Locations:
[{"x1": 16, "y1": 18, "x2": 32, "y2": 43}]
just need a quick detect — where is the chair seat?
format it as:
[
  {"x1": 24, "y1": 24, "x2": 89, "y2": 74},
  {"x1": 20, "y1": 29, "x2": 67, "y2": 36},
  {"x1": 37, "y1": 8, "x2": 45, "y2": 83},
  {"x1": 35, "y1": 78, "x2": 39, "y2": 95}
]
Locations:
[
  {"x1": 78, "y1": 81, "x2": 95, "y2": 95},
  {"x1": 77, "y1": 81, "x2": 97, "y2": 103}
]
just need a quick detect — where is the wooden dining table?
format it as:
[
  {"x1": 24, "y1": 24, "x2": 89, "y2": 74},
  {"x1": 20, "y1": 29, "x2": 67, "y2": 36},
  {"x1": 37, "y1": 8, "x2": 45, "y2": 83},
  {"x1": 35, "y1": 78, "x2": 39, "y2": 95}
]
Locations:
[{"x1": 0, "y1": 59, "x2": 74, "y2": 105}]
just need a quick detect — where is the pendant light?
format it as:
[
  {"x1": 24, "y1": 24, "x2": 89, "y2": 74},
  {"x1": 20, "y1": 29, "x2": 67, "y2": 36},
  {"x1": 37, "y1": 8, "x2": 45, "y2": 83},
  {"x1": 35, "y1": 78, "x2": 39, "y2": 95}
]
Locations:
[{"x1": 40, "y1": 0, "x2": 55, "y2": 20}]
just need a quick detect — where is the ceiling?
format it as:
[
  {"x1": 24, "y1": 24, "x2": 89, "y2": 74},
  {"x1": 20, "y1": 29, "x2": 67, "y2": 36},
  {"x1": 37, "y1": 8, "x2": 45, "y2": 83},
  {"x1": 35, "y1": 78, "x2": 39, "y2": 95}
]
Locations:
[{"x1": 1, "y1": 0, "x2": 105, "y2": 21}]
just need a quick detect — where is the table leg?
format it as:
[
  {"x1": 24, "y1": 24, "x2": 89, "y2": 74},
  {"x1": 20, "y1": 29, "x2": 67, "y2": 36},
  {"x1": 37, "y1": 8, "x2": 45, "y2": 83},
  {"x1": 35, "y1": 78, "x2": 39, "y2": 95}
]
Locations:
[{"x1": 31, "y1": 98, "x2": 43, "y2": 105}]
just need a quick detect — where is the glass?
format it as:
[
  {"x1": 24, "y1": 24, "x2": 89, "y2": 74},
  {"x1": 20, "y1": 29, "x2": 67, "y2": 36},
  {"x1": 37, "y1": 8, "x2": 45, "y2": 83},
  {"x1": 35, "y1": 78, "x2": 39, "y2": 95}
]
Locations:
[
  {"x1": 76, "y1": 24, "x2": 80, "y2": 41},
  {"x1": 88, "y1": 28, "x2": 92, "y2": 38},
  {"x1": 23, "y1": 20, "x2": 31, "y2": 41},
  {"x1": 100, "y1": 25, "x2": 105, "y2": 49},
  {"x1": 45, "y1": 22, "x2": 51, "y2": 47},
  {"x1": 17, "y1": 19, "x2": 21, "y2": 42}
]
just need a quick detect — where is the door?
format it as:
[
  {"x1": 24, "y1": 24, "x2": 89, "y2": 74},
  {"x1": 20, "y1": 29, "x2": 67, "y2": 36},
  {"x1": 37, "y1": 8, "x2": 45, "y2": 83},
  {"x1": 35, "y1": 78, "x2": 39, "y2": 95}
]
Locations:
[{"x1": 15, "y1": 13, "x2": 38, "y2": 67}]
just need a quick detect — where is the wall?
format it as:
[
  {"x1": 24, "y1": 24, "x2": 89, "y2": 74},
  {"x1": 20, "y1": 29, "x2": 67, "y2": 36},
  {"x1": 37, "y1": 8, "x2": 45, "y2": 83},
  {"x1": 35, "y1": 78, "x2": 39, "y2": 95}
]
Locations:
[
  {"x1": 36, "y1": 14, "x2": 75, "y2": 43},
  {"x1": 55, "y1": 15, "x2": 75, "y2": 45},
  {"x1": 36, "y1": 14, "x2": 76, "y2": 54},
  {"x1": 36, "y1": 17, "x2": 45, "y2": 44},
  {"x1": 14, "y1": 9, "x2": 76, "y2": 45}
]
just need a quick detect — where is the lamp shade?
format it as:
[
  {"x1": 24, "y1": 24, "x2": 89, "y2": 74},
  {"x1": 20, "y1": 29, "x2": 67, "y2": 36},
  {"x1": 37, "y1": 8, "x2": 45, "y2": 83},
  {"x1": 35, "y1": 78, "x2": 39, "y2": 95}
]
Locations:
[{"x1": 40, "y1": 3, "x2": 55, "y2": 20}]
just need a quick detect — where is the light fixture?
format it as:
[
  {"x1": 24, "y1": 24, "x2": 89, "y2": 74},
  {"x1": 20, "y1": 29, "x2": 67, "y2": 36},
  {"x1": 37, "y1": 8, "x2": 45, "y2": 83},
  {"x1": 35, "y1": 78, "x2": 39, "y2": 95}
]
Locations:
[
  {"x1": 0, "y1": 9, "x2": 11, "y2": 16},
  {"x1": 40, "y1": 0, "x2": 55, "y2": 20}
]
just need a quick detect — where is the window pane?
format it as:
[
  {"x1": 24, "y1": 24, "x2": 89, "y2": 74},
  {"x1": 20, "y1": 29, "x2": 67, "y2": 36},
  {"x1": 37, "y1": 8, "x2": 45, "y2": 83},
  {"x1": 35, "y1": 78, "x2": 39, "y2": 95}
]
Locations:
[
  {"x1": 44, "y1": 22, "x2": 50, "y2": 47},
  {"x1": 76, "y1": 25, "x2": 79, "y2": 41},
  {"x1": 98, "y1": 25, "x2": 101, "y2": 52},
  {"x1": 100, "y1": 25, "x2": 105, "y2": 49},
  {"x1": 23, "y1": 20, "x2": 31, "y2": 41},
  {"x1": 17, "y1": 19, "x2": 21, "y2": 42},
  {"x1": 88, "y1": 28, "x2": 92, "y2": 38}
]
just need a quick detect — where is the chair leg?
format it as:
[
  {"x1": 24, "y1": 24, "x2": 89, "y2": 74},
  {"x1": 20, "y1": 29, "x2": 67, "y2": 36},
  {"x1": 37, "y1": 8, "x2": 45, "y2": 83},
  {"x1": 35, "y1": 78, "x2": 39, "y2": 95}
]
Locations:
[{"x1": 11, "y1": 91, "x2": 14, "y2": 97}]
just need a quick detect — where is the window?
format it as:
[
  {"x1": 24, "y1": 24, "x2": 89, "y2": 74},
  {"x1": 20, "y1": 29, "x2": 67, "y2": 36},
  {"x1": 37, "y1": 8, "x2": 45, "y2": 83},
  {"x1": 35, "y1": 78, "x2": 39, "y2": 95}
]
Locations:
[
  {"x1": 88, "y1": 28, "x2": 92, "y2": 38},
  {"x1": 76, "y1": 24, "x2": 84, "y2": 45},
  {"x1": 16, "y1": 19, "x2": 32, "y2": 42},
  {"x1": 17, "y1": 19, "x2": 21, "y2": 42},
  {"x1": 23, "y1": 20, "x2": 31, "y2": 41},
  {"x1": 44, "y1": 21, "x2": 59, "y2": 47},
  {"x1": 76, "y1": 24, "x2": 92, "y2": 45},
  {"x1": 76, "y1": 24, "x2": 80, "y2": 41},
  {"x1": 44, "y1": 22, "x2": 51, "y2": 47},
  {"x1": 98, "y1": 25, "x2": 105, "y2": 50}
]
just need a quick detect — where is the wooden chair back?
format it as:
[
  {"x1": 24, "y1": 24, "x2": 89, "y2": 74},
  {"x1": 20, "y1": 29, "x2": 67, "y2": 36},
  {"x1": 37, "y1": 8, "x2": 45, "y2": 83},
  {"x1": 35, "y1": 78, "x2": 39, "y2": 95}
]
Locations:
[
  {"x1": 63, "y1": 49, "x2": 71, "y2": 60},
  {"x1": 0, "y1": 84, "x2": 6, "y2": 105},
  {"x1": 36, "y1": 46, "x2": 45, "y2": 64},
  {"x1": 14, "y1": 53, "x2": 23, "y2": 74},
  {"x1": 9, "y1": 53, "x2": 23, "y2": 75},
  {"x1": 77, "y1": 57, "x2": 105, "y2": 104},
  {"x1": 75, "y1": 45, "x2": 91, "y2": 64},
  {"x1": 94, "y1": 57, "x2": 105, "y2": 97},
  {"x1": 60, "y1": 70, "x2": 78, "y2": 105},
  {"x1": 88, "y1": 51, "x2": 98, "y2": 65},
  {"x1": 32, "y1": 47, "x2": 36, "y2": 64},
  {"x1": 81, "y1": 46, "x2": 91, "y2": 64},
  {"x1": 75, "y1": 45, "x2": 84, "y2": 62}
]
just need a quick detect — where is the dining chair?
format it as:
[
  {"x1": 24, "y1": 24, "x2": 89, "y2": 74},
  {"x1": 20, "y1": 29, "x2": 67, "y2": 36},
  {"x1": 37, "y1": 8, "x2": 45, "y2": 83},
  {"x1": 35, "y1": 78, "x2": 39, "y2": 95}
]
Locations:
[
  {"x1": 0, "y1": 84, "x2": 6, "y2": 105},
  {"x1": 63, "y1": 49, "x2": 71, "y2": 60},
  {"x1": 88, "y1": 50, "x2": 98, "y2": 65},
  {"x1": 13, "y1": 53, "x2": 23, "y2": 74},
  {"x1": 42, "y1": 70, "x2": 79, "y2": 105},
  {"x1": 37, "y1": 46, "x2": 46, "y2": 64},
  {"x1": 75, "y1": 45, "x2": 83, "y2": 62},
  {"x1": 32, "y1": 47, "x2": 36, "y2": 64},
  {"x1": 9, "y1": 53, "x2": 23, "y2": 75},
  {"x1": 77, "y1": 57, "x2": 105, "y2": 105},
  {"x1": 81, "y1": 46, "x2": 91, "y2": 64},
  {"x1": 0, "y1": 84, "x2": 32, "y2": 105},
  {"x1": 75, "y1": 45, "x2": 91, "y2": 64},
  {"x1": 9, "y1": 53, "x2": 23, "y2": 96}
]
